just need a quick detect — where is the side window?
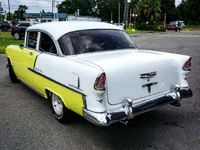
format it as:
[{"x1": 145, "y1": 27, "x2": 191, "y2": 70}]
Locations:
[
  {"x1": 19, "y1": 23, "x2": 26, "y2": 27},
  {"x1": 39, "y1": 32, "x2": 57, "y2": 54},
  {"x1": 27, "y1": 32, "x2": 38, "y2": 49},
  {"x1": 18, "y1": 24, "x2": 23, "y2": 26}
]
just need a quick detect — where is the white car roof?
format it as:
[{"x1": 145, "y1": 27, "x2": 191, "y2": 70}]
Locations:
[{"x1": 27, "y1": 21, "x2": 123, "y2": 40}]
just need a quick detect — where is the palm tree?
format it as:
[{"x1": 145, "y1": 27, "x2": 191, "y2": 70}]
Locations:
[{"x1": 135, "y1": 0, "x2": 161, "y2": 29}]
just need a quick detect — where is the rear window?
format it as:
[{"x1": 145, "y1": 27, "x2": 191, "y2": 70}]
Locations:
[
  {"x1": 18, "y1": 23, "x2": 30, "y2": 27},
  {"x1": 58, "y1": 30, "x2": 136, "y2": 55}
]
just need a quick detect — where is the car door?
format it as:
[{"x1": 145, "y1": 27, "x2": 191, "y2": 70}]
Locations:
[
  {"x1": 30, "y1": 32, "x2": 58, "y2": 94},
  {"x1": 18, "y1": 31, "x2": 40, "y2": 86}
]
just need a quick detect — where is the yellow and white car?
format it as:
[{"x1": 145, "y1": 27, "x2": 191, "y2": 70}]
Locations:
[{"x1": 6, "y1": 21, "x2": 193, "y2": 126}]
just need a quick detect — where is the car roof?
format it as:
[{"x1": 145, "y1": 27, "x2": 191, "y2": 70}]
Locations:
[{"x1": 27, "y1": 21, "x2": 123, "y2": 40}]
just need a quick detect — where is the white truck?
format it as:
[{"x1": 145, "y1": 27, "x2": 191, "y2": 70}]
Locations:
[{"x1": 170, "y1": 21, "x2": 185, "y2": 28}]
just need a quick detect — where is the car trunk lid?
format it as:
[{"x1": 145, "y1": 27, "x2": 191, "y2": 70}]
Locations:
[{"x1": 77, "y1": 50, "x2": 179, "y2": 105}]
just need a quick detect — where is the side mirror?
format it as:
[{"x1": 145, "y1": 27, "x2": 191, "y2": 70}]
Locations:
[{"x1": 19, "y1": 44, "x2": 24, "y2": 49}]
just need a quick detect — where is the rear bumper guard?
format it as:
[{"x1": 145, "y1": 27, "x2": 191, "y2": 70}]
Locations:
[{"x1": 83, "y1": 87, "x2": 192, "y2": 126}]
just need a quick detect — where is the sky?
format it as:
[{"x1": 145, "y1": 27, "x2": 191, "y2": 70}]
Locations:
[
  {"x1": 1, "y1": 0, "x2": 65, "y2": 14},
  {"x1": 1, "y1": 0, "x2": 182, "y2": 14}
]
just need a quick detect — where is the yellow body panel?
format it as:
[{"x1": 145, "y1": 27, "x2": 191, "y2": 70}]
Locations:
[
  {"x1": 6, "y1": 45, "x2": 84, "y2": 116},
  {"x1": 32, "y1": 73, "x2": 84, "y2": 116}
]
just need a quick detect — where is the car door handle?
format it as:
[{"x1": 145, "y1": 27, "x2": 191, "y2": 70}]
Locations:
[{"x1": 29, "y1": 51, "x2": 33, "y2": 55}]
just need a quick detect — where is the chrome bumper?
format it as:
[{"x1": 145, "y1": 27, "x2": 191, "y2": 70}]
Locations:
[{"x1": 83, "y1": 87, "x2": 192, "y2": 126}]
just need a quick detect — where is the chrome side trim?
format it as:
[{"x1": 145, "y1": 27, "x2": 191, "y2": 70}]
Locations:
[
  {"x1": 83, "y1": 87, "x2": 192, "y2": 126},
  {"x1": 28, "y1": 68, "x2": 86, "y2": 96}
]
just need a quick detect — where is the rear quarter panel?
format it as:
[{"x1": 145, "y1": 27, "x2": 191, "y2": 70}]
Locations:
[{"x1": 34, "y1": 53, "x2": 107, "y2": 114}]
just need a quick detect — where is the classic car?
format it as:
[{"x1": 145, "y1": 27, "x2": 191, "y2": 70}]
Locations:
[{"x1": 6, "y1": 21, "x2": 192, "y2": 126}]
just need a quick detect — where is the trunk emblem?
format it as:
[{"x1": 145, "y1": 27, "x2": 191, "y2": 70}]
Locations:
[
  {"x1": 142, "y1": 82, "x2": 158, "y2": 93},
  {"x1": 140, "y1": 71, "x2": 156, "y2": 78}
]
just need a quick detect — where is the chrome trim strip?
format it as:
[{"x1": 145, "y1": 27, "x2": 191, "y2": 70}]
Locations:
[
  {"x1": 28, "y1": 68, "x2": 86, "y2": 96},
  {"x1": 83, "y1": 87, "x2": 192, "y2": 126}
]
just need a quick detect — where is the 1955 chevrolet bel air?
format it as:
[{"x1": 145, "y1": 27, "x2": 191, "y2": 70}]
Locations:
[{"x1": 6, "y1": 21, "x2": 193, "y2": 126}]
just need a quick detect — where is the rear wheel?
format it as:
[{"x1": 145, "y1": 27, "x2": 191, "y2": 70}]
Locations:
[
  {"x1": 51, "y1": 92, "x2": 70, "y2": 123},
  {"x1": 3, "y1": 27, "x2": 8, "y2": 31},
  {"x1": 13, "y1": 32, "x2": 21, "y2": 40}
]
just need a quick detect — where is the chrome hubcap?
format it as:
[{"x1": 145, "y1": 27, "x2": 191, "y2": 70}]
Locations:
[
  {"x1": 14, "y1": 33, "x2": 19, "y2": 39},
  {"x1": 52, "y1": 94, "x2": 63, "y2": 116}
]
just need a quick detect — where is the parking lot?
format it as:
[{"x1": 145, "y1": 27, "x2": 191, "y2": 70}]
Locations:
[{"x1": 0, "y1": 30, "x2": 199, "y2": 150}]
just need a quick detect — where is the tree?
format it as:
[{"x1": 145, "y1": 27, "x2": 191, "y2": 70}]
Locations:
[
  {"x1": 14, "y1": 5, "x2": 28, "y2": 20},
  {"x1": 160, "y1": 0, "x2": 177, "y2": 23},
  {"x1": 96, "y1": 0, "x2": 125, "y2": 23},
  {"x1": 58, "y1": 0, "x2": 96, "y2": 16},
  {"x1": 6, "y1": 12, "x2": 13, "y2": 20},
  {"x1": 41, "y1": 10, "x2": 46, "y2": 13},
  {"x1": 179, "y1": 0, "x2": 200, "y2": 24},
  {"x1": 134, "y1": 0, "x2": 161, "y2": 29}
]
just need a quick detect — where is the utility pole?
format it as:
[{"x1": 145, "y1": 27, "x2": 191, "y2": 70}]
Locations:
[
  {"x1": 52, "y1": 0, "x2": 54, "y2": 20},
  {"x1": 126, "y1": 1, "x2": 130, "y2": 28},
  {"x1": 164, "y1": 13, "x2": 166, "y2": 28},
  {"x1": 8, "y1": 0, "x2": 10, "y2": 20},
  {"x1": 123, "y1": 0, "x2": 126, "y2": 24},
  {"x1": 118, "y1": 2, "x2": 120, "y2": 23},
  {"x1": 129, "y1": 8, "x2": 132, "y2": 29},
  {"x1": 111, "y1": 12, "x2": 113, "y2": 23}
]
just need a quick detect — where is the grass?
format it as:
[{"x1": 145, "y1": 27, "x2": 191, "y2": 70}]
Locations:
[
  {"x1": 185, "y1": 25, "x2": 200, "y2": 30},
  {"x1": 0, "y1": 31, "x2": 23, "y2": 54},
  {"x1": 125, "y1": 29, "x2": 156, "y2": 34}
]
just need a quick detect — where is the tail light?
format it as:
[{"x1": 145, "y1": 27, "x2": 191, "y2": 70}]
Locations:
[
  {"x1": 94, "y1": 72, "x2": 106, "y2": 91},
  {"x1": 182, "y1": 57, "x2": 192, "y2": 71}
]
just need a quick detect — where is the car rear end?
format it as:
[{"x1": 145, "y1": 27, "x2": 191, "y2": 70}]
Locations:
[
  {"x1": 55, "y1": 24, "x2": 192, "y2": 126},
  {"x1": 81, "y1": 50, "x2": 192, "y2": 126}
]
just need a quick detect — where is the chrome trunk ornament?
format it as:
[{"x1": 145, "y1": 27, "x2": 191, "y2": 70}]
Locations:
[{"x1": 140, "y1": 71, "x2": 156, "y2": 78}]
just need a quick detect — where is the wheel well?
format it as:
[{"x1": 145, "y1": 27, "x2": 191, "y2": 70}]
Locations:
[
  {"x1": 7, "y1": 57, "x2": 11, "y2": 66},
  {"x1": 14, "y1": 31, "x2": 20, "y2": 35},
  {"x1": 45, "y1": 89, "x2": 51, "y2": 100},
  {"x1": 45, "y1": 89, "x2": 68, "y2": 108}
]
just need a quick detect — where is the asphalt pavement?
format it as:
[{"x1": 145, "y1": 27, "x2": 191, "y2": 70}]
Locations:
[{"x1": 0, "y1": 30, "x2": 199, "y2": 150}]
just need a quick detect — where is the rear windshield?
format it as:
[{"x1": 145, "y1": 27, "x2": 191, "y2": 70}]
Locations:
[{"x1": 58, "y1": 30, "x2": 136, "y2": 55}]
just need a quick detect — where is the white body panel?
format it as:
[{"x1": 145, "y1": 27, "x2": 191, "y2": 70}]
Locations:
[{"x1": 35, "y1": 49, "x2": 190, "y2": 112}]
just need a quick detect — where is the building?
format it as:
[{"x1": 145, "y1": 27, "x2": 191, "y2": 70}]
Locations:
[
  {"x1": 23, "y1": 13, "x2": 101, "y2": 23},
  {"x1": 23, "y1": 13, "x2": 68, "y2": 22}
]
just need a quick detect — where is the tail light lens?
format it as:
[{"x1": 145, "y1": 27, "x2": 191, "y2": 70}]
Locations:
[
  {"x1": 182, "y1": 57, "x2": 192, "y2": 71},
  {"x1": 94, "y1": 72, "x2": 106, "y2": 91}
]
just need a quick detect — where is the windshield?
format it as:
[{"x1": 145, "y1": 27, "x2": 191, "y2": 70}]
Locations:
[{"x1": 58, "y1": 30, "x2": 136, "y2": 55}]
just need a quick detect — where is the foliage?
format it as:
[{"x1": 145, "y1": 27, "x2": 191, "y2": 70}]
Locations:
[
  {"x1": 134, "y1": 0, "x2": 161, "y2": 30},
  {"x1": 160, "y1": 0, "x2": 178, "y2": 23},
  {"x1": 185, "y1": 25, "x2": 200, "y2": 30},
  {"x1": 59, "y1": 0, "x2": 125, "y2": 23},
  {"x1": 58, "y1": 0, "x2": 96, "y2": 16},
  {"x1": 7, "y1": 12, "x2": 13, "y2": 20},
  {"x1": 14, "y1": 5, "x2": 28, "y2": 20},
  {"x1": 96, "y1": 0, "x2": 125, "y2": 23},
  {"x1": 177, "y1": 0, "x2": 200, "y2": 25},
  {"x1": 0, "y1": 31, "x2": 23, "y2": 54}
]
